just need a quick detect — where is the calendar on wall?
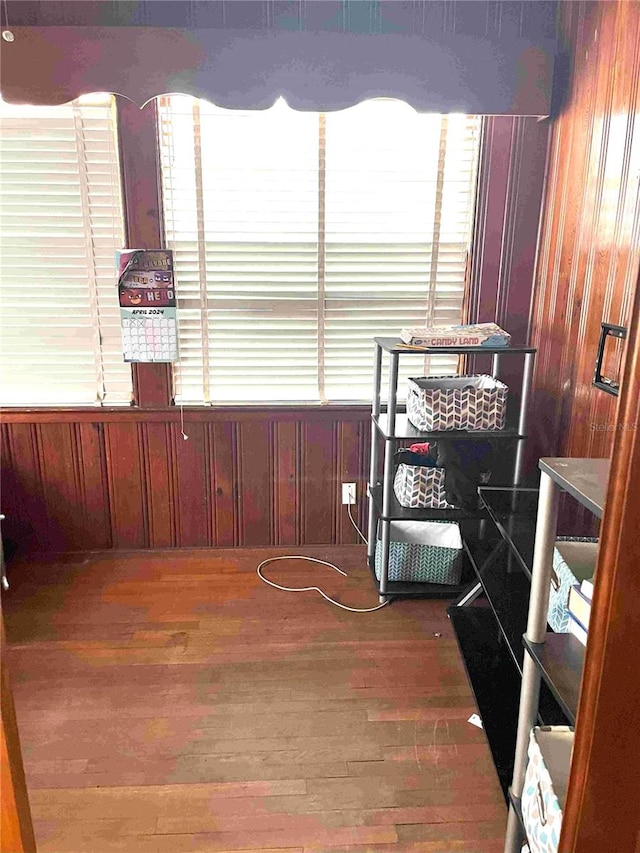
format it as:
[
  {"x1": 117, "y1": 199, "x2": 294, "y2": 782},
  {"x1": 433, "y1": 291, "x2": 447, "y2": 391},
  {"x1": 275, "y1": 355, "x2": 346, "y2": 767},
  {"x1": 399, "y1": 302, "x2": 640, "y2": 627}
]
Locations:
[{"x1": 117, "y1": 249, "x2": 179, "y2": 363}]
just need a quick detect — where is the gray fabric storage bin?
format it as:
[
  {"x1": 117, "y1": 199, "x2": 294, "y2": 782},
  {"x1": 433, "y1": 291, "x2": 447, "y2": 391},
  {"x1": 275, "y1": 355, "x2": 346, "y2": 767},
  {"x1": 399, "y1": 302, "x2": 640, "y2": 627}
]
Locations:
[
  {"x1": 374, "y1": 520, "x2": 463, "y2": 584},
  {"x1": 394, "y1": 463, "x2": 490, "y2": 510},
  {"x1": 393, "y1": 464, "x2": 454, "y2": 509},
  {"x1": 406, "y1": 374, "x2": 508, "y2": 431}
]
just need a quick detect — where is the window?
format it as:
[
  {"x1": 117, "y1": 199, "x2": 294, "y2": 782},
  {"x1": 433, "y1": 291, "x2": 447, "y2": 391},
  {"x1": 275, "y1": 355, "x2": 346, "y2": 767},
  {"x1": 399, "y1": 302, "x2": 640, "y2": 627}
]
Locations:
[
  {"x1": 159, "y1": 96, "x2": 480, "y2": 404},
  {"x1": 0, "y1": 94, "x2": 131, "y2": 406}
]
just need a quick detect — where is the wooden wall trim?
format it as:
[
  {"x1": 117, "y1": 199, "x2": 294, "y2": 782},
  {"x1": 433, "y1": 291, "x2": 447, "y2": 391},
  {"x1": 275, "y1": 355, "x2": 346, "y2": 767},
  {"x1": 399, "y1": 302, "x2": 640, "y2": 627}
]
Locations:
[
  {"x1": 560, "y1": 267, "x2": 640, "y2": 851},
  {"x1": 0, "y1": 409, "x2": 372, "y2": 553},
  {"x1": 468, "y1": 115, "x2": 549, "y2": 347},
  {"x1": 466, "y1": 114, "x2": 549, "y2": 479},
  {"x1": 117, "y1": 96, "x2": 172, "y2": 407},
  {"x1": 0, "y1": 405, "x2": 371, "y2": 425}
]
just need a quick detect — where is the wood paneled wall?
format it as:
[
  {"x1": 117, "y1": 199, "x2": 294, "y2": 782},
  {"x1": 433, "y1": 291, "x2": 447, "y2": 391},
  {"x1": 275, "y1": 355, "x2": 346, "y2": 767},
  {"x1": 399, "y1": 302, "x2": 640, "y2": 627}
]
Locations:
[
  {"x1": 467, "y1": 115, "x2": 550, "y2": 481},
  {"x1": 0, "y1": 21, "x2": 549, "y2": 557},
  {"x1": 529, "y1": 0, "x2": 640, "y2": 464},
  {"x1": 469, "y1": 116, "x2": 550, "y2": 349},
  {"x1": 0, "y1": 410, "x2": 371, "y2": 554}
]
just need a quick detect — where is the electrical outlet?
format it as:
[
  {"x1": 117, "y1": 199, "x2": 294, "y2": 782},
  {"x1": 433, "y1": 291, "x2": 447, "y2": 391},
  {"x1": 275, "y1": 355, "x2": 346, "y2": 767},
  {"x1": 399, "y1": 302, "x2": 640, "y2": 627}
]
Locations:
[{"x1": 342, "y1": 482, "x2": 356, "y2": 505}]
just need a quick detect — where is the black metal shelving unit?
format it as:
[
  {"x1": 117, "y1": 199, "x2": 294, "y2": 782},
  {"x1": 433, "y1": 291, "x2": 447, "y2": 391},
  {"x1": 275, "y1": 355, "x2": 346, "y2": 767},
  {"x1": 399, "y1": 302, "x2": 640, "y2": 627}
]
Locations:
[
  {"x1": 363, "y1": 338, "x2": 604, "y2": 812},
  {"x1": 449, "y1": 601, "x2": 570, "y2": 802},
  {"x1": 366, "y1": 337, "x2": 537, "y2": 601},
  {"x1": 503, "y1": 458, "x2": 610, "y2": 851},
  {"x1": 448, "y1": 606, "x2": 521, "y2": 798},
  {"x1": 450, "y1": 486, "x2": 573, "y2": 800}
]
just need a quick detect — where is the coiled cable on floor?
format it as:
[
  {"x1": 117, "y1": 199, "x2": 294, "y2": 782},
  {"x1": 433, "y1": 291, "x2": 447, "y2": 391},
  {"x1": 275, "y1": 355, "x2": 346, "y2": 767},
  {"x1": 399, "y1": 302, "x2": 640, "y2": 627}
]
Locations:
[{"x1": 256, "y1": 504, "x2": 389, "y2": 613}]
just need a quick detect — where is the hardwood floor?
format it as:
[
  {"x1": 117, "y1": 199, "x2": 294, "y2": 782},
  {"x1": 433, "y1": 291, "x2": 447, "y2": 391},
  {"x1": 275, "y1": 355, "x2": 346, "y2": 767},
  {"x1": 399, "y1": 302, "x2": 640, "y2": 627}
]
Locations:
[{"x1": 3, "y1": 547, "x2": 505, "y2": 852}]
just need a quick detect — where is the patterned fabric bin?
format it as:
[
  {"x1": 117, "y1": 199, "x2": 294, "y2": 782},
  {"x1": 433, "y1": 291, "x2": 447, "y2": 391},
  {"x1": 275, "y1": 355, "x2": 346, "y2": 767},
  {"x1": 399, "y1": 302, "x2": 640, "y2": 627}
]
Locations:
[
  {"x1": 522, "y1": 726, "x2": 573, "y2": 853},
  {"x1": 394, "y1": 463, "x2": 490, "y2": 510},
  {"x1": 374, "y1": 520, "x2": 463, "y2": 584},
  {"x1": 406, "y1": 375, "x2": 508, "y2": 431},
  {"x1": 548, "y1": 538, "x2": 598, "y2": 632},
  {"x1": 393, "y1": 464, "x2": 454, "y2": 509}
]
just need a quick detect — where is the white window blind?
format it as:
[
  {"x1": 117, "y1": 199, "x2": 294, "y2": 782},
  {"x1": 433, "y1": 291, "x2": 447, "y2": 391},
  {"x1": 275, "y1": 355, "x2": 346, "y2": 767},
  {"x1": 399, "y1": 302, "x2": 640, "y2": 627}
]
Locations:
[
  {"x1": 0, "y1": 94, "x2": 131, "y2": 406},
  {"x1": 159, "y1": 97, "x2": 480, "y2": 404}
]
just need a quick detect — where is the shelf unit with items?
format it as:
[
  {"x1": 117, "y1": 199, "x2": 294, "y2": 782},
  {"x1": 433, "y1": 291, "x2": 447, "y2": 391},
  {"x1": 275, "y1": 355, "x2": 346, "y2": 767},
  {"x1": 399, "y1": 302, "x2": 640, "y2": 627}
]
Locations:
[
  {"x1": 504, "y1": 457, "x2": 609, "y2": 853},
  {"x1": 448, "y1": 486, "x2": 578, "y2": 799},
  {"x1": 366, "y1": 336, "x2": 536, "y2": 601}
]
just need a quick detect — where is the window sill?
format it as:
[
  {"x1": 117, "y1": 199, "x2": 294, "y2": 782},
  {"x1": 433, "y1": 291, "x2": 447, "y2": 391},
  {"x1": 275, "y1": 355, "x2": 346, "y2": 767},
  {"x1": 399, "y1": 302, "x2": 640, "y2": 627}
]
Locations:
[{"x1": 1, "y1": 403, "x2": 373, "y2": 424}]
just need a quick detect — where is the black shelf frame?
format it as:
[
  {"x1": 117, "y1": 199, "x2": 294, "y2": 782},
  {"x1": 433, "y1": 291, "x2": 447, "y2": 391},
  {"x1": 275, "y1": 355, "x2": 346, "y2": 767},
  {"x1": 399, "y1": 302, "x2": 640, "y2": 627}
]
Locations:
[
  {"x1": 503, "y1": 458, "x2": 607, "y2": 851},
  {"x1": 369, "y1": 484, "x2": 489, "y2": 522},
  {"x1": 464, "y1": 541, "x2": 573, "y2": 713},
  {"x1": 463, "y1": 535, "x2": 531, "y2": 673},
  {"x1": 448, "y1": 606, "x2": 571, "y2": 804},
  {"x1": 367, "y1": 338, "x2": 536, "y2": 600},
  {"x1": 478, "y1": 487, "x2": 540, "y2": 580},
  {"x1": 373, "y1": 413, "x2": 526, "y2": 442},
  {"x1": 449, "y1": 484, "x2": 572, "y2": 812},
  {"x1": 447, "y1": 606, "x2": 521, "y2": 801},
  {"x1": 538, "y1": 458, "x2": 609, "y2": 519},
  {"x1": 367, "y1": 554, "x2": 473, "y2": 599},
  {"x1": 524, "y1": 633, "x2": 585, "y2": 725}
]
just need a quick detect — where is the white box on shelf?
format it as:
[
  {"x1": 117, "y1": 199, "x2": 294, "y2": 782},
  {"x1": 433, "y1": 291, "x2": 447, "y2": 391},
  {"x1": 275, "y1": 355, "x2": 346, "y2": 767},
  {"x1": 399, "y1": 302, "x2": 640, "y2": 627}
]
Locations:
[
  {"x1": 400, "y1": 323, "x2": 511, "y2": 348},
  {"x1": 406, "y1": 375, "x2": 508, "y2": 432}
]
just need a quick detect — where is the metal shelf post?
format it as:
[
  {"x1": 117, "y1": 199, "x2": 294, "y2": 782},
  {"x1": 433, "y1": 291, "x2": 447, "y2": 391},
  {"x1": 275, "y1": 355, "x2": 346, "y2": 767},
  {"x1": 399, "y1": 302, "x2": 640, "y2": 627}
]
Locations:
[
  {"x1": 378, "y1": 352, "x2": 399, "y2": 598},
  {"x1": 504, "y1": 470, "x2": 560, "y2": 852},
  {"x1": 367, "y1": 342, "x2": 383, "y2": 561}
]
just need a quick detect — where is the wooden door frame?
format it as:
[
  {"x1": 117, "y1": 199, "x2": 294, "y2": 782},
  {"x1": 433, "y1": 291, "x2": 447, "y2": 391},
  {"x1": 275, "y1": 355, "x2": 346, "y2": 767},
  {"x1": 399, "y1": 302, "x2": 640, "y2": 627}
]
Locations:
[{"x1": 1, "y1": 609, "x2": 36, "y2": 853}]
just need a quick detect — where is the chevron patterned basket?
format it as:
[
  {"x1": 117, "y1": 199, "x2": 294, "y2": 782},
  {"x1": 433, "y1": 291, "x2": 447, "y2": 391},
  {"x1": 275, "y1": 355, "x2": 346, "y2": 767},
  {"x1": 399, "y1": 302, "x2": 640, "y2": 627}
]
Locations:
[
  {"x1": 406, "y1": 375, "x2": 508, "y2": 431},
  {"x1": 374, "y1": 520, "x2": 463, "y2": 584},
  {"x1": 393, "y1": 464, "x2": 454, "y2": 509}
]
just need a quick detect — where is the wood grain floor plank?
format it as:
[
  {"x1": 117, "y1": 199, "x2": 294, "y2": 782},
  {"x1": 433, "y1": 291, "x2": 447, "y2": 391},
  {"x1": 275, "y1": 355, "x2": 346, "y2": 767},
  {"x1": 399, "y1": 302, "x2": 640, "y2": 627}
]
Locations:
[
  {"x1": 4, "y1": 547, "x2": 505, "y2": 852},
  {"x1": 150, "y1": 825, "x2": 398, "y2": 853},
  {"x1": 396, "y1": 819, "x2": 505, "y2": 842}
]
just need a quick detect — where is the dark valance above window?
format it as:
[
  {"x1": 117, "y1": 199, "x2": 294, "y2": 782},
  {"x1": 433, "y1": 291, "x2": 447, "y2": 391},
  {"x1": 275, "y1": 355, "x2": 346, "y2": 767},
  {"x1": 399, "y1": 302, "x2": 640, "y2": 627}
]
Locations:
[{"x1": 1, "y1": 1, "x2": 557, "y2": 115}]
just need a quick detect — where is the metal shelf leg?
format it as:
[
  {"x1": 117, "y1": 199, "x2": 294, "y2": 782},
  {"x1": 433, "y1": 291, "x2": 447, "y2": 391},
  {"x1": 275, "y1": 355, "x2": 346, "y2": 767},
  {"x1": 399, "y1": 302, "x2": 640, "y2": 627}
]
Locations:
[
  {"x1": 378, "y1": 354, "x2": 399, "y2": 597},
  {"x1": 504, "y1": 471, "x2": 559, "y2": 853},
  {"x1": 367, "y1": 343, "x2": 383, "y2": 560}
]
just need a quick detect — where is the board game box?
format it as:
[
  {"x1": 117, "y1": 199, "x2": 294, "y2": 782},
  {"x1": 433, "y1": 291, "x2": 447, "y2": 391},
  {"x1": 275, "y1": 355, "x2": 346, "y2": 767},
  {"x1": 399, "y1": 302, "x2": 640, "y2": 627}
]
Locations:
[{"x1": 399, "y1": 323, "x2": 510, "y2": 348}]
